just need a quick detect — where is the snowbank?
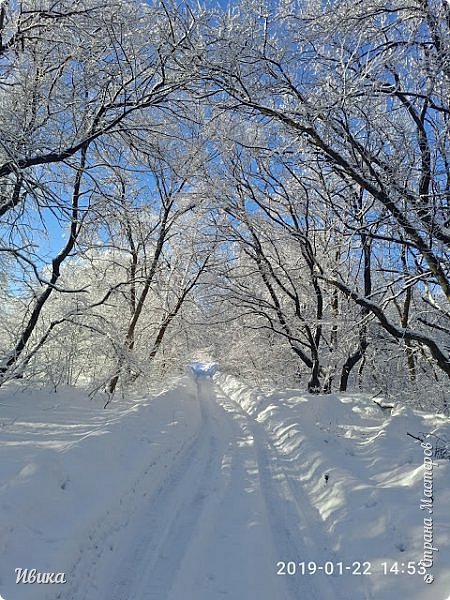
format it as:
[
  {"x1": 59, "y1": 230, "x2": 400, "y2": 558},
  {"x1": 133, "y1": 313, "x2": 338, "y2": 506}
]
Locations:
[{"x1": 216, "y1": 374, "x2": 450, "y2": 600}]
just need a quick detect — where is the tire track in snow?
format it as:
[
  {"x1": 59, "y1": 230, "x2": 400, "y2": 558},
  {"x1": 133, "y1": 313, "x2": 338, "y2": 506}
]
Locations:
[
  {"x1": 212, "y1": 381, "x2": 338, "y2": 600},
  {"x1": 213, "y1": 381, "x2": 374, "y2": 600},
  {"x1": 142, "y1": 379, "x2": 336, "y2": 600},
  {"x1": 104, "y1": 382, "x2": 223, "y2": 600},
  {"x1": 162, "y1": 379, "x2": 293, "y2": 600},
  {"x1": 56, "y1": 388, "x2": 207, "y2": 600},
  {"x1": 63, "y1": 378, "x2": 340, "y2": 600}
]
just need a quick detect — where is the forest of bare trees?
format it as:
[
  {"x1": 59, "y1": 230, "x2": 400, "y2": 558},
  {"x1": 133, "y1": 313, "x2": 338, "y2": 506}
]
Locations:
[{"x1": 0, "y1": 0, "x2": 448, "y2": 410}]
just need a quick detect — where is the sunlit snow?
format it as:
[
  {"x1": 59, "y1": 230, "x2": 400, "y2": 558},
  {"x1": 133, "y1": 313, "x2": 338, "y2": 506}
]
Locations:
[{"x1": 0, "y1": 372, "x2": 449, "y2": 600}]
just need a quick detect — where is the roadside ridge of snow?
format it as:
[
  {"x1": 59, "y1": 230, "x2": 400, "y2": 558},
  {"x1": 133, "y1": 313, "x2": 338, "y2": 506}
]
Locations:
[{"x1": 216, "y1": 374, "x2": 450, "y2": 600}]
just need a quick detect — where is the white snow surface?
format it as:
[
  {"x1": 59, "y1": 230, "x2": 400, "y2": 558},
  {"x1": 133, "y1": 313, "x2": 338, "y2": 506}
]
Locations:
[{"x1": 0, "y1": 369, "x2": 449, "y2": 599}]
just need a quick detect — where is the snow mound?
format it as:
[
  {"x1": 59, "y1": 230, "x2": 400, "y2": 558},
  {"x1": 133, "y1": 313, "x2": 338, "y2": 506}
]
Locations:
[{"x1": 217, "y1": 374, "x2": 450, "y2": 600}]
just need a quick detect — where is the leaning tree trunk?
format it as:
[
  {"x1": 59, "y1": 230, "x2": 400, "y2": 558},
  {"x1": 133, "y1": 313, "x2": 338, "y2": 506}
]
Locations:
[{"x1": 0, "y1": 145, "x2": 88, "y2": 384}]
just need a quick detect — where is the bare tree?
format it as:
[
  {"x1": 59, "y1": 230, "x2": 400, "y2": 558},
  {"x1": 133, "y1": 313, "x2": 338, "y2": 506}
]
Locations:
[
  {"x1": 198, "y1": 0, "x2": 450, "y2": 380},
  {"x1": 0, "y1": 0, "x2": 205, "y2": 385}
]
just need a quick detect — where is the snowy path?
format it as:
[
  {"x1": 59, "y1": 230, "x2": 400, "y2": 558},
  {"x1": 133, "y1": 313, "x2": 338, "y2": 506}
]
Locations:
[
  {"x1": 64, "y1": 377, "x2": 337, "y2": 600},
  {"x1": 3, "y1": 376, "x2": 449, "y2": 600}
]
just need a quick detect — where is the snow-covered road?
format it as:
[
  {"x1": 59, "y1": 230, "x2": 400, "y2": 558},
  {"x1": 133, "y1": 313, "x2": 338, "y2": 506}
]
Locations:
[
  {"x1": 2, "y1": 375, "x2": 449, "y2": 600},
  {"x1": 67, "y1": 377, "x2": 336, "y2": 600}
]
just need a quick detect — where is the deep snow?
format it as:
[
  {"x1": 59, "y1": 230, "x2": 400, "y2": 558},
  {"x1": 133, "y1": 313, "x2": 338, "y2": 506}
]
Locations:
[{"x1": 1, "y1": 370, "x2": 449, "y2": 599}]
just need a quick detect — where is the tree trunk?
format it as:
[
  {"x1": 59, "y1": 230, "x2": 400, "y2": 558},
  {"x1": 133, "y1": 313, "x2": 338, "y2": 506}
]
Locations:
[{"x1": 0, "y1": 145, "x2": 88, "y2": 383}]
